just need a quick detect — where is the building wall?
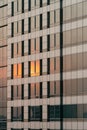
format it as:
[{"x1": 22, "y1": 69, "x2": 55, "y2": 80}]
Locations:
[
  {"x1": 7, "y1": 0, "x2": 60, "y2": 130},
  {"x1": 6, "y1": 0, "x2": 87, "y2": 130},
  {"x1": 63, "y1": 0, "x2": 87, "y2": 130}
]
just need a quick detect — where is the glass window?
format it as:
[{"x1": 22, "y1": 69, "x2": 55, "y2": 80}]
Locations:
[
  {"x1": 50, "y1": 57, "x2": 60, "y2": 74},
  {"x1": 47, "y1": 0, "x2": 50, "y2": 5},
  {"x1": 28, "y1": 17, "x2": 31, "y2": 33},
  {"x1": 11, "y1": 1, "x2": 14, "y2": 16},
  {"x1": 40, "y1": 0, "x2": 42, "y2": 7},
  {"x1": 29, "y1": 106, "x2": 42, "y2": 121},
  {"x1": 63, "y1": 105, "x2": 77, "y2": 118},
  {"x1": 29, "y1": 60, "x2": 40, "y2": 76},
  {"x1": 11, "y1": 41, "x2": 24, "y2": 58},
  {"x1": 47, "y1": 35, "x2": 50, "y2": 51},
  {"x1": 22, "y1": 19, "x2": 24, "y2": 34},
  {"x1": 47, "y1": 12, "x2": 50, "y2": 28},
  {"x1": 40, "y1": 14, "x2": 42, "y2": 30},
  {"x1": 28, "y1": 0, "x2": 31, "y2": 11},
  {"x1": 48, "y1": 105, "x2": 60, "y2": 121},
  {"x1": 11, "y1": 22, "x2": 14, "y2": 37},
  {"x1": 22, "y1": 0, "x2": 24, "y2": 13},
  {"x1": 29, "y1": 83, "x2": 42, "y2": 98},
  {"x1": 13, "y1": 64, "x2": 22, "y2": 78},
  {"x1": 11, "y1": 85, "x2": 24, "y2": 100},
  {"x1": 48, "y1": 81, "x2": 60, "y2": 97},
  {"x1": 11, "y1": 63, "x2": 24, "y2": 79},
  {"x1": 11, "y1": 107, "x2": 24, "y2": 121}
]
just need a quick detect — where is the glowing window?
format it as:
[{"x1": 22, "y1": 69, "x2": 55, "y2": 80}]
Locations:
[
  {"x1": 13, "y1": 64, "x2": 22, "y2": 78},
  {"x1": 31, "y1": 61, "x2": 40, "y2": 76}
]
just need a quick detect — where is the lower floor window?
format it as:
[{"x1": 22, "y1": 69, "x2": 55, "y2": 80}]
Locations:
[
  {"x1": 11, "y1": 107, "x2": 24, "y2": 121},
  {"x1": 28, "y1": 106, "x2": 42, "y2": 121},
  {"x1": 48, "y1": 105, "x2": 60, "y2": 121}
]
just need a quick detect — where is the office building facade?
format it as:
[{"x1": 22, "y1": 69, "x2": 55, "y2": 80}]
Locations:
[{"x1": 0, "y1": 0, "x2": 87, "y2": 130}]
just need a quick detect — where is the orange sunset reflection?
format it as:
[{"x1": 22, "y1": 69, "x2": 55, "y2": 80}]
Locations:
[{"x1": 31, "y1": 61, "x2": 40, "y2": 76}]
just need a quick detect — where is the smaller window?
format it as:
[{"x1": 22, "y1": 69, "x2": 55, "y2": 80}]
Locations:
[
  {"x1": 28, "y1": 39, "x2": 31, "y2": 55},
  {"x1": 11, "y1": 63, "x2": 24, "y2": 79},
  {"x1": 11, "y1": 107, "x2": 24, "y2": 121},
  {"x1": 40, "y1": 0, "x2": 42, "y2": 7},
  {"x1": 28, "y1": 106, "x2": 42, "y2": 121},
  {"x1": 11, "y1": 85, "x2": 24, "y2": 100},
  {"x1": 47, "y1": 35, "x2": 50, "y2": 51},
  {"x1": 22, "y1": 19, "x2": 24, "y2": 34},
  {"x1": 11, "y1": 44, "x2": 14, "y2": 58},
  {"x1": 47, "y1": 81, "x2": 60, "y2": 97},
  {"x1": 11, "y1": 2, "x2": 14, "y2": 16},
  {"x1": 40, "y1": 14, "x2": 42, "y2": 30},
  {"x1": 47, "y1": 58, "x2": 50, "y2": 74},
  {"x1": 47, "y1": 105, "x2": 60, "y2": 121},
  {"x1": 22, "y1": 0, "x2": 24, "y2": 13},
  {"x1": 54, "y1": 58, "x2": 56, "y2": 70},
  {"x1": 28, "y1": 17, "x2": 31, "y2": 33},
  {"x1": 29, "y1": 60, "x2": 42, "y2": 77},
  {"x1": 11, "y1": 23, "x2": 14, "y2": 37},
  {"x1": 11, "y1": 65, "x2": 13, "y2": 79},
  {"x1": 28, "y1": 83, "x2": 42, "y2": 99},
  {"x1": 28, "y1": 0, "x2": 31, "y2": 11},
  {"x1": 47, "y1": 0, "x2": 50, "y2": 5},
  {"x1": 22, "y1": 41, "x2": 24, "y2": 56},
  {"x1": 40, "y1": 37, "x2": 42, "y2": 53},
  {"x1": 34, "y1": 16, "x2": 36, "y2": 28},
  {"x1": 54, "y1": 34, "x2": 56, "y2": 47},
  {"x1": 17, "y1": 21, "x2": 18, "y2": 33},
  {"x1": 54, "y1": 10, "x2": 56, "y2": 23},
  {"x1": 47, "y1": 12, "x2": 50, "y2": 28}
]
